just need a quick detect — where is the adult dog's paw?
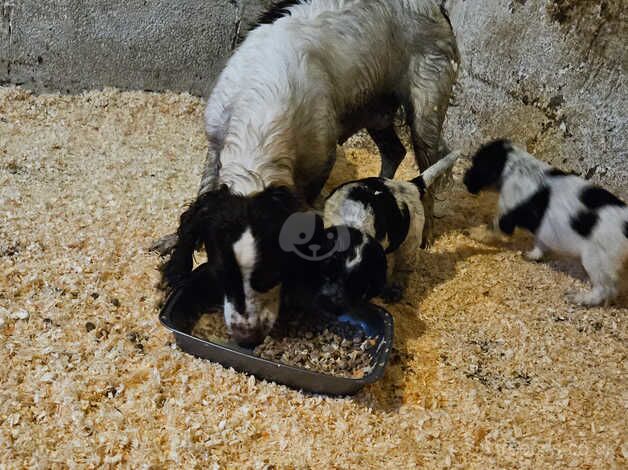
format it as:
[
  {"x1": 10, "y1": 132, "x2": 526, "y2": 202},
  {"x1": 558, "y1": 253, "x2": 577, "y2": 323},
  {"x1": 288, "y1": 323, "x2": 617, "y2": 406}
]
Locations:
[{"x1": 149, "y1": 233, "x2": 178, "y2": 256}]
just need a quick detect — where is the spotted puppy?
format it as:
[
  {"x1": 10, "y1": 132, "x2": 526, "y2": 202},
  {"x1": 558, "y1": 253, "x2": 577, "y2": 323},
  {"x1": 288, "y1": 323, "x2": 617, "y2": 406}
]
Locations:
[
  {"x1": 317, "y1": 150, "x2": 461, "y2": 308},
  {"x1": 464, "y1": 139, "x2": 628, "y2": 306}
]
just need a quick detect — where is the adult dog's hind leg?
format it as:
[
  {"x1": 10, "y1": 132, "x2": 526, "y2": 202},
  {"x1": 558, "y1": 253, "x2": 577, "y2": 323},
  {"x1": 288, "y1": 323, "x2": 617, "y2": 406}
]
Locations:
[
  {"x1": 368, "y1": 126, "x2": 406, "y2": 179},
  {"x1": 406, "y1": 48, "x2": 457, "y2": 172}
]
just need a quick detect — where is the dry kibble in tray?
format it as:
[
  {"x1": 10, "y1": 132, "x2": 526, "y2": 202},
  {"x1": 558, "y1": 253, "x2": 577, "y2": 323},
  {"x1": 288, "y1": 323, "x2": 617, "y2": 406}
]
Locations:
[
  {"x1": 191, "y1": 310, "x2": 379, "y2": 378},
  {"x1": 191, "y1": 310, "x2": 230, "y2": 343}
]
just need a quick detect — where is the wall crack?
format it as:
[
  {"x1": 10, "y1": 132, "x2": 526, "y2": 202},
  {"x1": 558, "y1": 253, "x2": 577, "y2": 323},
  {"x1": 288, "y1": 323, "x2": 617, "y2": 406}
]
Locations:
[
  {"x1": 2, "y1": 1, "x2": 14, "y2": 79},
  {"x1": 230, "y1": 0, "x2": 243, "y2": 51}
]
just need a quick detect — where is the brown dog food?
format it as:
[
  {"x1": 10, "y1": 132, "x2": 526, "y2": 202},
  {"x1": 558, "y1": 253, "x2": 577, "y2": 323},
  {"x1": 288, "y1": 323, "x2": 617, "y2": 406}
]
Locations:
[{"x1": 191, "y1": 311, "x2": 379, "y2": 378}]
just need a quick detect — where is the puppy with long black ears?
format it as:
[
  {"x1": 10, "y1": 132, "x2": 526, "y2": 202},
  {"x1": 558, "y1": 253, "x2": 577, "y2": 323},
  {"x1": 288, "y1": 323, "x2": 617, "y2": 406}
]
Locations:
[
  {"x1": 311, "y1": 150, "x2": 462, "y2": 309},
  {"x1": 464, "y1": 139, "x2": 628, "y2": 307}
]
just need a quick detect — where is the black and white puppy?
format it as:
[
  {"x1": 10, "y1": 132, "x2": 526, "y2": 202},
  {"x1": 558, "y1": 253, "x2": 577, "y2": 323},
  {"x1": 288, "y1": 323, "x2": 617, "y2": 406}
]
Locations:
[
  {"x1": 464, "y1": 139, "x2": 628, "y2": 306},
  {"x1": 315, "y1": 150, "x2": 461, "y2": 308}
]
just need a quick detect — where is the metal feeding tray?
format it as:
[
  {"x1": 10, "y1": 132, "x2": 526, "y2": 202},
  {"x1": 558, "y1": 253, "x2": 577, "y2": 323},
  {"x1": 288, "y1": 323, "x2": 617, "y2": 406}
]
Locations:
[{"x1": 159, "y1": 264, "x2": 394, "y2": 395}]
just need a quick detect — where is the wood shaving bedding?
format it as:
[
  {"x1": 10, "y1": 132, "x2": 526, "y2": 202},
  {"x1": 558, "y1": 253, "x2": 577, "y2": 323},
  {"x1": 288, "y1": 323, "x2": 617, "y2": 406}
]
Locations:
[{"x1": 0, "y1": 86, "x2": 625, "y2": 469}]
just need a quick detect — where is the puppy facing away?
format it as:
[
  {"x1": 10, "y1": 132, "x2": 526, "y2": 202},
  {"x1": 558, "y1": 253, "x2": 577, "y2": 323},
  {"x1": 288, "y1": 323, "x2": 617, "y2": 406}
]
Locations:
[
  {"x1": 314, "y1": 150, "x2": 462, "y2": 309},
  {"x1": 464, "y1": 139, "x2": 628, "y2": 307}
]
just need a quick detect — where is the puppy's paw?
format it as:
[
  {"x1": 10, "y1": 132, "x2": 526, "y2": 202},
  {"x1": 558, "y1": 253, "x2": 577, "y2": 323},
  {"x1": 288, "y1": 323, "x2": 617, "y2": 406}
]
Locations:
[
  {"x1": 565, "y1": 289, "x2": 606, "y2": 307},
  {"x1": 524, "y1": 247, "x2": 544, "y2": 262},
  {"x1": 380, "y1": 283, "x2": 403, "y2": 303}
]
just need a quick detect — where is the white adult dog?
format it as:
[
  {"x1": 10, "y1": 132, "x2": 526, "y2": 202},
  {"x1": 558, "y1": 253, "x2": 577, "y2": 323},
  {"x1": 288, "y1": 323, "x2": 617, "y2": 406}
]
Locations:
[
  {"x1": 464, "y1": 139, "x2": 628, "y2": 307},
  {"x1": 159, "y1": 0, "x2": 459, "y2": 344}
]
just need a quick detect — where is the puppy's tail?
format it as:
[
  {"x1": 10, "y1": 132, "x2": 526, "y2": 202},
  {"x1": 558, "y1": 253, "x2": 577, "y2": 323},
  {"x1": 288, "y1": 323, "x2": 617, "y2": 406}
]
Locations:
[{"x1": 410, "y1": 149, "x2": 462, "y2": 198}]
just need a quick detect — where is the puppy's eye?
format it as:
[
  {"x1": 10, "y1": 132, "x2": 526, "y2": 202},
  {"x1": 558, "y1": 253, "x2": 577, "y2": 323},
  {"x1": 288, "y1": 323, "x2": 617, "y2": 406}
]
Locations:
[{"x1": 299, "y1": 232, "x2": 307, "y2": 240}]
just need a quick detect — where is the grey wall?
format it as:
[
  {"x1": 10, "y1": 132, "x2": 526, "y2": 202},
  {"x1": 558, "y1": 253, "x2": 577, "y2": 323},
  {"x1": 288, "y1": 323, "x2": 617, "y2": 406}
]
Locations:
[
  {"x1": 1, "y1": 0, "x2": 625, "y2": 193},
  {"x1": 0, "y1": 0, "x2": 268, "y2": 96},
  {"x1": 443, "y1": 0, "x2": 626, "y2": 195}
]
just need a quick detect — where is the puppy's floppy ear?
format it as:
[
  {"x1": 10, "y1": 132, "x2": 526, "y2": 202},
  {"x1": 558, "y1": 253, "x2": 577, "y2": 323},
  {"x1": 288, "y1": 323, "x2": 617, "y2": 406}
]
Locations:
[
  {"x1": 331, "y1": 225, "x2": 353, "y2": 253},
  {"x1": 160, "y1": 185, "x2": 233, "y2": 289}
]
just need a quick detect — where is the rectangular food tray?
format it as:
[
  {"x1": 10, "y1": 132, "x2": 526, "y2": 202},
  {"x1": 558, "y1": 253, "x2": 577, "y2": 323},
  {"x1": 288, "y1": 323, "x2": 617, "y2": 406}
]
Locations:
[{"x1": 159, "y1": 287, "x2": 394, "y2": 396}]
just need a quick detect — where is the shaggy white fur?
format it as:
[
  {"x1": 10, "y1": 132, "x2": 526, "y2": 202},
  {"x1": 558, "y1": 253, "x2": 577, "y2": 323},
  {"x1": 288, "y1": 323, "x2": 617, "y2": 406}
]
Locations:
[{"x1": 201, "y1": 0, "x2": 459, "y2": 197}]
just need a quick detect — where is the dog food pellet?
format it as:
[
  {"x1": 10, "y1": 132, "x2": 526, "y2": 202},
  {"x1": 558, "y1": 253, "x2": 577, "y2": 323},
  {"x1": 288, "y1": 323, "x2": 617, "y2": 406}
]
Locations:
[{"x1": 191, "y1": 311, "x2": 378, "y2": 378}]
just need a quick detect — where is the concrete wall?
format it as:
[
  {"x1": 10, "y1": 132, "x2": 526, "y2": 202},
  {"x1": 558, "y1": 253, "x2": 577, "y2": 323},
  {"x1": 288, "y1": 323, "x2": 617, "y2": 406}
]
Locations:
[
  {"x1": 1, "y1": 0, "x2": 625, "y2": 194},
  {"x1": 0, "y1": 0, "x2": 268, "y2": 96},
  {"x1": 443, "y1": 0, "x2": 626, "y2": 195}
]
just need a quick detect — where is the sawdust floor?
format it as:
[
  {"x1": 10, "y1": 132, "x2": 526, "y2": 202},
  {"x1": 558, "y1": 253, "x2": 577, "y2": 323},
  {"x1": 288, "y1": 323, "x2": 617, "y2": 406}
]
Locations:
[{"x1": 0, "y1": 87, "x2": 626, "y2": 469}]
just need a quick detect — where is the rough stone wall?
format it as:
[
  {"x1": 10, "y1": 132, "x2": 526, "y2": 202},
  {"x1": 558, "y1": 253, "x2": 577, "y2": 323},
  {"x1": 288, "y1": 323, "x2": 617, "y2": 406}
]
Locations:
[
  {"x1": 1, "y1": 0, "x2": 625, "y2": 193},
  {"x1": 443, "y1": 0, "x2": 626, "y2": 196},
  {"x1": 0, "y1": 0, "x2": 268, "y2": 96}
]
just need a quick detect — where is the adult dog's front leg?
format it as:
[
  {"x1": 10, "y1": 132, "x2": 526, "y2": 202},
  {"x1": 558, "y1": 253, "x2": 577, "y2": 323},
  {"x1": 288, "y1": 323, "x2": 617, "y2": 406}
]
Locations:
[
  {"x1": 149, "y1": 233, "x2": 179, "y2": 257},
  {"x1": 199, "y1": 147, "x2": 221, "y2": 195},
  {"x1": 303, "y1": 147, "x2": 338, "y2": 206}
]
